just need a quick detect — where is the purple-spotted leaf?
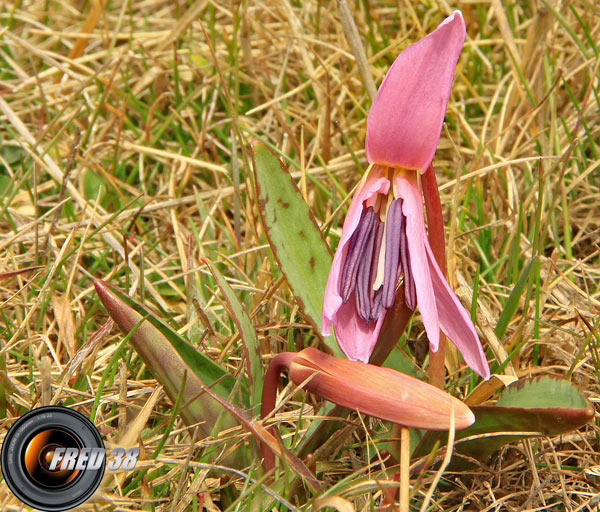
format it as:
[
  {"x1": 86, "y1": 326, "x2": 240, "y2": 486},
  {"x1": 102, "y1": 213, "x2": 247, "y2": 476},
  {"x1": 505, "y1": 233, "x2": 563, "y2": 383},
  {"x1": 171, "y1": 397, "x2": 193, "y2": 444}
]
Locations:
[
  {"x1": 94, "y1": 281, "x2": 243, "y2": 443},
  {"x1": 251, "y1": 141, "x2": 343, "y2": 357},
  {"x1": 414, "y1": 376, "x2": 594, "y2": 465}
]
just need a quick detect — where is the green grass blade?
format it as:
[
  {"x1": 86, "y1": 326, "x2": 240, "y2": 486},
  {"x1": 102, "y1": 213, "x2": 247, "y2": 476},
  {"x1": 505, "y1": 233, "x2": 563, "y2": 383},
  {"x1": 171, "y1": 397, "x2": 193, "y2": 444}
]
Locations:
[
  {"x1": 207, "y1": 260, "x2": 263, "y2": 416},
  {"x1": 494, "y1": 257, "x2": 536, "y2": 340}
]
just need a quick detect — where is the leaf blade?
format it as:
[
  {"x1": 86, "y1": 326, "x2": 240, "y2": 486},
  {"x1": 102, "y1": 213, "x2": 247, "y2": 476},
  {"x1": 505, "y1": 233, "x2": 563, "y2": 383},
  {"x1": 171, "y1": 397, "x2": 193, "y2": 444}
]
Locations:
[
  {"x1": 414, "y1": 376, "x2": 594, "y2": 465},
  {"x1": 251, "y1": 141, "x2": 342, "y2": 357},
  {"x1": 94, "y1": 281, "x2": 247, "y2": 431}
]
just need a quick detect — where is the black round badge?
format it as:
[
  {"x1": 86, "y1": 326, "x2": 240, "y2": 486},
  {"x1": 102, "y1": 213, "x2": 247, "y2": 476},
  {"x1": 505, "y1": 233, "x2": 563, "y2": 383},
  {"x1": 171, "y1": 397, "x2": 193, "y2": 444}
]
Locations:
[{"x1": 1, "y1": 406, "x2": 105, "y2": 511}]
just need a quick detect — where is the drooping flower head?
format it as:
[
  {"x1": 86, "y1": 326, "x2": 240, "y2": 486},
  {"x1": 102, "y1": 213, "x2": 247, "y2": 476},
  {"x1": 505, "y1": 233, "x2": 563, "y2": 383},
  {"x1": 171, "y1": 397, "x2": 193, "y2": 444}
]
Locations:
[{"x1": 322, "y1": 11, "x2": 490, "y2": 379}]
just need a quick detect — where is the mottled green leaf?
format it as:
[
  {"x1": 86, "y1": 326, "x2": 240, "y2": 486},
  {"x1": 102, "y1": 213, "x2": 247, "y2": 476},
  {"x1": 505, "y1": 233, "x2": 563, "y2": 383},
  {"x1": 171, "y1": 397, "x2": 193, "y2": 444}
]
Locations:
[
  {"x1": 496, "y1": 376, "x2": 590, "y2": 410},
  {"x1": 251, "y1": 141, "x2": 342, "y2": 357},
  {"x1": 414, "y1": 376, "x2": 594, "y2": 466},
  {"x1": 94, "y1": 281, "x2": 248, "y2": 426}
]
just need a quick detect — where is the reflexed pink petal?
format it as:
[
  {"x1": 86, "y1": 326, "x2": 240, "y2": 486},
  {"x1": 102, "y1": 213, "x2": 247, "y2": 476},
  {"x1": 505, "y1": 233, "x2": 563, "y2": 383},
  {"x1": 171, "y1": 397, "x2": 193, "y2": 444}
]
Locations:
[
  {"x1": 424, "y1": 243, "x2": 491, "y2": 379},
  {"x1": 290, "y1": 348, "x2": 475, "y2": 430},
  {"x1": 395, "y1": 171, "x2": 440, "y2": 349},
  {"x1": 365, "y1": 11, "x2": 466, "y2": 171},
  {"x1": 321, "y1": 168, "x2": 390, "y2": 338},
  {"x1": 333, "y1": 292, "x2": 386, "y2": 362}
]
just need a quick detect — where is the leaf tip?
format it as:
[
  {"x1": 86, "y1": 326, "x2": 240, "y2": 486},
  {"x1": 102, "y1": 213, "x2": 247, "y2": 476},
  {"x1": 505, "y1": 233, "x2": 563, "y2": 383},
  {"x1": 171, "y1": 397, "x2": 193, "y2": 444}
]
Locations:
[
  {"x1": 93, "y1": 280, "x2": 133, "y2": 329},
  {"x1": 94, "y1": 279, "x2": 111, "y2": 303},
  {"x1": 250, "y1": 139, "x2": 266, "y2": 155}
]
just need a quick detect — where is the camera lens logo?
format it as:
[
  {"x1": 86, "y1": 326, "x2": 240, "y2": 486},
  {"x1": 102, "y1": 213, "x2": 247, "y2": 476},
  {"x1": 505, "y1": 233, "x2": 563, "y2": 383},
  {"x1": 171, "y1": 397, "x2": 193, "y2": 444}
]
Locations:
[{"x1": 1, "y1": 406, "x2": 106, "y2": 511}]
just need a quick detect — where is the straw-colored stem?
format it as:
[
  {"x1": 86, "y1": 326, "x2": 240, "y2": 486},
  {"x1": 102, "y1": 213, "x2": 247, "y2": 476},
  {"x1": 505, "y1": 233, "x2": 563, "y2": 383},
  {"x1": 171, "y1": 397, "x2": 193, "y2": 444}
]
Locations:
[
  {"x1": 337, "y1": 0, "x2": 377, "y2": 101},
  {"x1": 399, "y1": 426, "x2": 411, "y2": 512}
]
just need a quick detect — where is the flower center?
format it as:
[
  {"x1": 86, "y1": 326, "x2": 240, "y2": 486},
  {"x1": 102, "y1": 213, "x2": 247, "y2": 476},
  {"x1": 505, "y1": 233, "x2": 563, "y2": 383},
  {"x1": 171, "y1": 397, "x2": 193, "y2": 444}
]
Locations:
[{"x1": 339, "y1": 169, "x2": 416, "y2": 322}]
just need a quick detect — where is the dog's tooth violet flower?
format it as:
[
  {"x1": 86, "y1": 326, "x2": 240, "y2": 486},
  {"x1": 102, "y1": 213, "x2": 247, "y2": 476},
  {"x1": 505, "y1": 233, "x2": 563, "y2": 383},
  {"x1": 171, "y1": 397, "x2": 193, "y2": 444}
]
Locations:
[{"x1": 322, "y1": 11, "x2": 490, "y2": 379}]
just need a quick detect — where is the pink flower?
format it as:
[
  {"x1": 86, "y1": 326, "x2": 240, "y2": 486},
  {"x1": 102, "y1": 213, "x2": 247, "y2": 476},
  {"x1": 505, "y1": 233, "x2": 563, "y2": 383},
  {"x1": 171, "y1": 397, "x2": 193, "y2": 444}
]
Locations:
[{"x1": 321, "y1": 11, "x2": 490, "y2": 379}]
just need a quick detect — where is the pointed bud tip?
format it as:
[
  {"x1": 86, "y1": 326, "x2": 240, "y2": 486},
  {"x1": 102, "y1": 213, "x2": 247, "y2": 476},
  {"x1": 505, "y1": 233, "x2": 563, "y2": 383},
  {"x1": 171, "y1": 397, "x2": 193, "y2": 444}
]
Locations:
[
  {"x1": 463, "y1": 407, "x2": 476, "y2": 428},
  {"x1": 93, "y1": 280, "x2": 123, "y2": 312},
  {"x1": 93, "y1": 280, "x2": 132, "y2": 326},
  {"x1": 94, "y1": 279, "x2": 108, "y2": 291}
]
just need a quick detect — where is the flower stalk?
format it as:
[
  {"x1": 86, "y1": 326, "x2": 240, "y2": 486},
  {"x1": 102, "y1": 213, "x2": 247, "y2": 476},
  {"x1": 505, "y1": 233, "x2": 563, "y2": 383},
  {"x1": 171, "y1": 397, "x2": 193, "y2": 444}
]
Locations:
[{"x1": 260, "y1": 352, "x2": 296, "y2": 470}]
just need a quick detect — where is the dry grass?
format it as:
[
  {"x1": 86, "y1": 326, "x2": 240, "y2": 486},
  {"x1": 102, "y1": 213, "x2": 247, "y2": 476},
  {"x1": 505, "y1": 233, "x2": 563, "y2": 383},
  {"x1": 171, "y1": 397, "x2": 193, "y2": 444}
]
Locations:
[{"x1": 1, "y1": 0, "x2": 599, "y2": 510}]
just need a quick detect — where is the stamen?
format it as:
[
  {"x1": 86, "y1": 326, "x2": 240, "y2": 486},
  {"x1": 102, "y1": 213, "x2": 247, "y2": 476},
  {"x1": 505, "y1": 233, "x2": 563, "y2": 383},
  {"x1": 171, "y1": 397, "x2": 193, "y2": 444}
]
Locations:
[
  {"x1": 400, "y1": 222, "x2": 416, "y2": 310},
  {"x1": 382, "y1": 199, "x2": 403, "y2": 308},
  {"x1": 370, "y1": 287, "x2": 383, "y2": 322},
  {"x1": 340, "y1": 207, "x2": 377, "y2": 303},
  {"x1": 367, "y1": 220, "x2": 385, "y2": 321},
  {"x1": 356, "y1": 215, "x2": 379, "y2": 322}
]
